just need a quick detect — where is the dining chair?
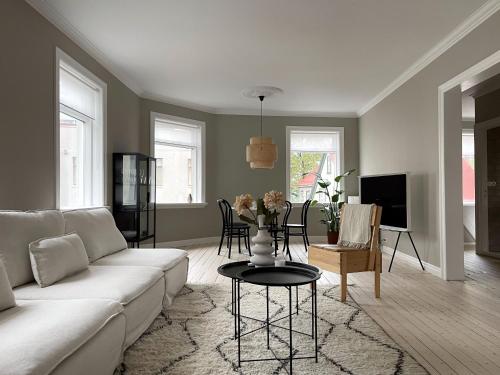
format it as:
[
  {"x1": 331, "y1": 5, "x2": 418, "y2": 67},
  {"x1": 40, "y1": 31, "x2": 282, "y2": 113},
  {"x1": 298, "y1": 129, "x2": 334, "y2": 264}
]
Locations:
[
  {"x1": 283, "y1": 199, "x2": 312, "y2": 254},
  {"x1": 269, "y1": 200, "x2": 293, "y2": 260},
  {"x1": 217, "y1": 198, "x2": 251, "y2": 258}
]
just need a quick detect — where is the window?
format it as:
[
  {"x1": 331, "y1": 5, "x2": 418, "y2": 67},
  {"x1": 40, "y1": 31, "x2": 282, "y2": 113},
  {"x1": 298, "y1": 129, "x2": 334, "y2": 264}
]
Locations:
[
  {"x1": 151, "y1": 113, "x2": 205, "y2": 205},
  {"x1": 462, "y1": 130, "x2": 475, "y2": 205},
  {"x1": 287, "y1": 127, "x2": 343, "y2": 204},
  {"x1": 56, "y1": 49, "x2": 106, "y2": 209}
]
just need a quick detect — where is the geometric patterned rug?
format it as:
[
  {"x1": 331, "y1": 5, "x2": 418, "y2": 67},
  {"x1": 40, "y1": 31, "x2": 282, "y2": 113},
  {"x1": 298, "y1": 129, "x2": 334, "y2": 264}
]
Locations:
[{"x1": 120, "y1": 284, "x2": 428, "y2": 375}]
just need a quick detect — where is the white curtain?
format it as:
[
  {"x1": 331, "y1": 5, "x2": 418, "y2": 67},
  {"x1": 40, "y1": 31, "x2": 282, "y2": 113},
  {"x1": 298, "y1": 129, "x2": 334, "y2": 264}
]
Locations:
[
  {"x1": 290, "y1": 131, "x2": 339, "y2": 152},
  {"x1": 155, "y1": 120, "x2": 201, "y2": 147},
  {"x1": 60, "y1": 67, "x2": 98, "y2": 119}
]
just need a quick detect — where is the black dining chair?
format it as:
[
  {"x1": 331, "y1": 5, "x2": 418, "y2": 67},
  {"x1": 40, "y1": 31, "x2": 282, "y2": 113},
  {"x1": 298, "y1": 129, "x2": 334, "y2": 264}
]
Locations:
[
  {"x1": 269, "y1": 200, "x2": 293, "y2": 260},
  {"x1": 217, "y1": 198, "x2": 251, "y2": 258},
  {"x1": 283, "y1": 199, "x2": 312, "y2": 254}
]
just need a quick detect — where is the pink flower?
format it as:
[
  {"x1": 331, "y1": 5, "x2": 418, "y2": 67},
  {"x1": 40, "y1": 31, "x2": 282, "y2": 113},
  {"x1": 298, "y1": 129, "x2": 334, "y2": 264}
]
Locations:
[
  {"x1": 234, "y1": 194, "x2": 254, "y2": 216},
  {"x1": 263, "y1": 190, "x2": 284, "y2": 212}
]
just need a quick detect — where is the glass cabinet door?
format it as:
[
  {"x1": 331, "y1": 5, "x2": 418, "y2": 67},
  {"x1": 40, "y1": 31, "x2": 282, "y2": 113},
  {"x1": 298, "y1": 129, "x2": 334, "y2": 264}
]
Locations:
[
  {"x1": 113, "y1": 153, "x2": 156, "y2": 245},
  {"x1": 138, "y1": 156, "x2": 148, "y2": 211},
  {"x1": 122, "y1": 154, "x2": 138, "y2": 208},
  {"x1": 114, "y1": 154, "x2": 138, "y2": 210},
  {"x1": 149, "y1": 157, "x2": 156, "y2": 209},
  {"x1": 148, "y1": 157, "x2": 156, "y2": 236}
]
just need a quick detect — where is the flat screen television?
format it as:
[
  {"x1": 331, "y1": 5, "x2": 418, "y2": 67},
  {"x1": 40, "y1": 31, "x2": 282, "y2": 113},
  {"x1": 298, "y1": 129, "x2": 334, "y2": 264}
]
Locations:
[{"x1": 359, "y1": 173, "x2": 411, "y2": 231}]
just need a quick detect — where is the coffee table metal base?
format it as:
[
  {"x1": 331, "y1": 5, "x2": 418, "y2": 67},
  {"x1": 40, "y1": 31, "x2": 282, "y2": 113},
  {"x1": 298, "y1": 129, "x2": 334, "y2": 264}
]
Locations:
[{"x1": 234, "y1": 279, "x2": 318, "y2": 375}]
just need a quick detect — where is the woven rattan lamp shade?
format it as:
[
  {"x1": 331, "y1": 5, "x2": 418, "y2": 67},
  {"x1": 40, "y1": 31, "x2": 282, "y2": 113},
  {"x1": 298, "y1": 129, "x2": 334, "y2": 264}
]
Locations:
[
  {"x1": 242, "y1": 87, "x2": 282, "y2": 169},
  {"x1": 246, "y1": 136, "x2": 278, "y2": 169}
]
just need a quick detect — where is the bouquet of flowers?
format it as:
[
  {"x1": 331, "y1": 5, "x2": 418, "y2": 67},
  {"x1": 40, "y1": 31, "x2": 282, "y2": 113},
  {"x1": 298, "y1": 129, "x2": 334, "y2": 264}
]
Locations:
[{"x1": 234, "y1": 190, "x2": 284, "y2": 228}]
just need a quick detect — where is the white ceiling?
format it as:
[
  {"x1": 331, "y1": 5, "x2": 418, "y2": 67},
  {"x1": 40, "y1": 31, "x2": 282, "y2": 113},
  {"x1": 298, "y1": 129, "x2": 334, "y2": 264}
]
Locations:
[{"x1": 32, "y1": 0, "x2": 490, "y2": 116}]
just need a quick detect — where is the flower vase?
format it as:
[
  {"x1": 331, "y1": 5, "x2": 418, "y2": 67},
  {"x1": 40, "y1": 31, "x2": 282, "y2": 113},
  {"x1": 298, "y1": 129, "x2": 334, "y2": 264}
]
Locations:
[{"x1": 250, "y1": 215, "x2": 275, "y2": 267}]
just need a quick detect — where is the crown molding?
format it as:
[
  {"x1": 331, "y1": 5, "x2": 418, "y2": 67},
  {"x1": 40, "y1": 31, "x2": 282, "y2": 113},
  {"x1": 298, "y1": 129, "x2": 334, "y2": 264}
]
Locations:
[
  {"x1": 358, "y1": 0, "x2": 500, "y2": 117},
  {"x1": 140, "y1": 92, "x2": 217, "y2": 115},
  {"x1": 214, "y1": 107, "x2": 359, "y2": 118},
  {"x1": 142, "y1": 92, "x2": 358, "y2": 117},
  {"x1": 25, "y1": 0, "x2": 143, "y2": 96},
  {"x1": 26, "y1": 0, "x2": 500, "y2": 119}
]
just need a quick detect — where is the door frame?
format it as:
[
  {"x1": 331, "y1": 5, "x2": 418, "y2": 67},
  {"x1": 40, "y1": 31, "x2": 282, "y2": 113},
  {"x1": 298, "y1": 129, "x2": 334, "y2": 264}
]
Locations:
[{"x1": 438, "y1": 50, "x2": 500, "y2": 280}]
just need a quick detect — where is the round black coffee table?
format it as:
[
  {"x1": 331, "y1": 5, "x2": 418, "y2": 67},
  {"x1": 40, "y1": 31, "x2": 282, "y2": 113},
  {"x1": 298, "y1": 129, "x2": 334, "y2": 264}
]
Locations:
[
  {"x1": 217, "y1": 262, "x2": 321, "y2": 374},
  {"x1": 218, "y1": 261, "x2": 320, "y2": 338}
]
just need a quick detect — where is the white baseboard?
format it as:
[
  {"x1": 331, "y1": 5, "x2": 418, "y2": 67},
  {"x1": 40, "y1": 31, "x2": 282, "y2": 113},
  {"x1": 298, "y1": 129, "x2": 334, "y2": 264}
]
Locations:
[
  {"x1": 142, "y1": 235, "x2": 329, "y2": 249},
  {"x1": 475, "y1": 250, "x2": 500, "y2": 259},
  {"x1": 382, "y1": 245, "x2": 441, "y2": 277},
  {"x1": 139, "y1": 237, "x2": 220, "y2": 248}
]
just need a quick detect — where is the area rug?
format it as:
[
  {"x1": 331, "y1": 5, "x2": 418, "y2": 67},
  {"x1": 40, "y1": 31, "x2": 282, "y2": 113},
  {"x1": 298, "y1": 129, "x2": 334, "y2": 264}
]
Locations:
[{"x1": 120, "y1": 284, "x2": 428, "y2": 375}]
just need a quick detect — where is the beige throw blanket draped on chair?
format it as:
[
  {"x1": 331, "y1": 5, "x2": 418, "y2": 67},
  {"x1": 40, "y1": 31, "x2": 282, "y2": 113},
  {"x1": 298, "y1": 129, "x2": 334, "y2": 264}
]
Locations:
[{"x1": 338, "y1": 204, "x2": 374, "y2": 249}]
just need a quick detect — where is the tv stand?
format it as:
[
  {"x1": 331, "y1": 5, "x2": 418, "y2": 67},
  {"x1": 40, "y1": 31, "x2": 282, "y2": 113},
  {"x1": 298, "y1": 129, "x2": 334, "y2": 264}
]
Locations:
[{"x1": 382, "y1": 229, "x2": 425, "y2": 272}]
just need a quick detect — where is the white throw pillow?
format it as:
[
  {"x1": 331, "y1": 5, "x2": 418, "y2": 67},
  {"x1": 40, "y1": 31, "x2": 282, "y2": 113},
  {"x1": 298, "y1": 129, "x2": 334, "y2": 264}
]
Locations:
[
  {"x1": 0, "y1": 210, "x2": 65, "y2": 287},
  {"x1": 29, "y1": 233, "x2": 89, "y2": 288},
  {"x1": 0, "y1": 261, "x2": 15, "y2": 311},
  {"x1": 63, "y1": 207, "x2": 127, "y2": 262}
]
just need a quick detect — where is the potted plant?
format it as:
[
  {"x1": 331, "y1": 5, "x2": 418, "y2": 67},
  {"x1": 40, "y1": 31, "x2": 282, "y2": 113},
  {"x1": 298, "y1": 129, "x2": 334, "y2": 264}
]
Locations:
[{"x1": 310, "y1": 169, "x2": 355, "y2": 244}]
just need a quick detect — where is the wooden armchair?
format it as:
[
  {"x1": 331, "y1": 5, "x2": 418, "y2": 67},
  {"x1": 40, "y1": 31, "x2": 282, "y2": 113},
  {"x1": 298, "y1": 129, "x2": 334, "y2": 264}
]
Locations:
[{"x1": 308, "y1": 205, "x2": 382, "y2": 302}]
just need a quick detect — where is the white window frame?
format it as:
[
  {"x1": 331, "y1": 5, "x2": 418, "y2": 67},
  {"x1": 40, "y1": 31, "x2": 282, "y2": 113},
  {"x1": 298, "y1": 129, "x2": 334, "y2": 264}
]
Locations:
[
  {"x1": 286, "y1": 126, "x2": 345, "y2": 205},
  {"x1": 150, "y1": 112, "x2": 207, "y2": 209},
  {"x1": 55, "y1": 48, "x2": 107, "y2": 209}
]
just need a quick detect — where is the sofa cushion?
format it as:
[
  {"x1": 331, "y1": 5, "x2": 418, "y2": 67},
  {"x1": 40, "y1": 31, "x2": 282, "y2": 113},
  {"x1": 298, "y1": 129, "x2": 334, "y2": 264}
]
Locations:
[
  {"x1": 13, "y1": 265, "x2": 163, "y2": 306},
  {"x1": 93, "y1": 248, "x2": 188, "y2": 271},
  {"x1": 0, "y1": 299, "x2": 123, "y2": 375},
  {"x1": 50, "y1": 313, "x2": 125, "y2": 375},
  {"x1": 0, "y1": 261, "x2": 15, "y2": 312},
  {"x1": 29, "y1": 233, "x2": 89, "y2": 287},
  {"x1": 63, "y1": 207, "x2": 127, "y2": 262},
  {"x1": 0, "y1": 210, "x2": 65, "y2": 287}
]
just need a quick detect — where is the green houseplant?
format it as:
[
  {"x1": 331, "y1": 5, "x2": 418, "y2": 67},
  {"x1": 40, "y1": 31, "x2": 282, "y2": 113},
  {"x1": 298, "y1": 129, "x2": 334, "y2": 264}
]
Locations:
[{"x1": 310, "y1": 169, "x2": 355, "y2": 244}]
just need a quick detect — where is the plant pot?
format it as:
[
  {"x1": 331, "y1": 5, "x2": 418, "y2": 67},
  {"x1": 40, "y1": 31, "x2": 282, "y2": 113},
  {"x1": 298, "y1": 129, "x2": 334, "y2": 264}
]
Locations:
[{"x1": 327, "y1": 231, "x2": 339, "y2": 245}]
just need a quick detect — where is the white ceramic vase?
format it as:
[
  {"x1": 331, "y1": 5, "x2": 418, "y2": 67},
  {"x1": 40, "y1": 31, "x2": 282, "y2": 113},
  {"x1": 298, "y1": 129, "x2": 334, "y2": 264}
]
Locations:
[{"x1": 250, "y1": 215, "x2": 275, "y2": 267}]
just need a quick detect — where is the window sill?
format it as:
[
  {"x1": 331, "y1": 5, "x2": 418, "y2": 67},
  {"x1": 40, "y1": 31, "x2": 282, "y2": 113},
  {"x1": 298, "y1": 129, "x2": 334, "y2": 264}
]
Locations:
[
  {"x1": 463, "y1": 202, "x2": 475, "y2": 207},
  {"x1": 157, "y1": 203, "x2": 208, "y2": 209},
  {"x1": 290, "y1": 202, "x2": 319, "y2": 208},
  {"x1": 60, "y1": 205, "x2": 110, "y2": 212}
]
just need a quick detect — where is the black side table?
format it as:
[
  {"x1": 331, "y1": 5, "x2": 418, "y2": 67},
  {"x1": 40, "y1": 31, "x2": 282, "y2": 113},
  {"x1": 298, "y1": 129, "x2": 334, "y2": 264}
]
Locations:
[
  {"x1": 217, "y1": 261, "x2": 320, "y2": 340},
  {"x1": 218, "y1": 262, "x2": 321, "y2": 375}
]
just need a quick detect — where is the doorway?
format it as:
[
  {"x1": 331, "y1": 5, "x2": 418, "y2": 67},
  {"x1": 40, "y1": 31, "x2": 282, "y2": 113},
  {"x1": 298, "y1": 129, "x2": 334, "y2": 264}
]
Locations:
[
  {"x1": 439, "y1": 50, "x2": 500, "y2": 280},
  {"x1": 475, "y1": 116, "x2": 500, "y2": 257}
]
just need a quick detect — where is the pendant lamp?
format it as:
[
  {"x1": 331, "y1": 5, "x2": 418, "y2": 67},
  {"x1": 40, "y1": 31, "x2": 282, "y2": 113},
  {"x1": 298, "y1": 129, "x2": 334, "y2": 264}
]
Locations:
[{"x1": 245, "y1": 91, "x2": 279, "y2": 169}]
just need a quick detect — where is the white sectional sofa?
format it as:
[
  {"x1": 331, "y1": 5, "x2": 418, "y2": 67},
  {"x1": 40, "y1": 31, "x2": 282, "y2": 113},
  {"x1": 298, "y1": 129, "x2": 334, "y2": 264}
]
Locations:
[{"x1": 0, "y1": 207, "x2": 189, "y2": 375}]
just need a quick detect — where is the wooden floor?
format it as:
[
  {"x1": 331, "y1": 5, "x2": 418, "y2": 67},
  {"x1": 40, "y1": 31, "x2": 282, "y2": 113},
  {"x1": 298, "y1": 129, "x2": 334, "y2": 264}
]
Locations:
[{"x1": 184, "y1": 241, "x2": 500, "y2": 375}]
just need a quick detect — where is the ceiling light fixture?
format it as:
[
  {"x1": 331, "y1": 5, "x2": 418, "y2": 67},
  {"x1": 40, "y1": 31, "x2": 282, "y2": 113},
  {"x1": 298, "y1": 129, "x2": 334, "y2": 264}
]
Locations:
[{"x1": 244, "y1": 86, "x2": 282, "y2": 169}]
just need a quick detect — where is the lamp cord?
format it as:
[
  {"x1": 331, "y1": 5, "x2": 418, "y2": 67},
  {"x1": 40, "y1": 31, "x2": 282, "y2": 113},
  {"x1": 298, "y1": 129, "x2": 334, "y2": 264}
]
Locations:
[{"x1": 259, "y1": 95, "x2": 264, "y2": 137}]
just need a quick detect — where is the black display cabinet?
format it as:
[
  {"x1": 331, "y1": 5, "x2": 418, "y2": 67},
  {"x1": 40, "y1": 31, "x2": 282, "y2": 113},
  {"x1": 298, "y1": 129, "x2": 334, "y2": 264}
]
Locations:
[{"x1": 113, "y1": 153, "x2": 156, "y2": 248}]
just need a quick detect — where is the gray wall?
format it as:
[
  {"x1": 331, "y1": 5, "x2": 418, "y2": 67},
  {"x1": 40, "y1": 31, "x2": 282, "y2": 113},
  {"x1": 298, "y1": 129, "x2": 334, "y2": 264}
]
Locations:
[
  {"x1": 0, "y1": 0, "x2": 141, "y2": 210},
  {"x1": 140, "y1": 101, "x2": 359, "y2": 242},
  {"x1": 359, "y1": 11, "x2": 500, "y2": 267},
  {"x1": 0, "y1": 0, "x2": 359, "y2": 244}
]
